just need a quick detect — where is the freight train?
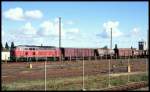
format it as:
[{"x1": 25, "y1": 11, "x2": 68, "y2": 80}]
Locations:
[{"x1": 8, "y1": 45, "x2": 148, "y2": 62}]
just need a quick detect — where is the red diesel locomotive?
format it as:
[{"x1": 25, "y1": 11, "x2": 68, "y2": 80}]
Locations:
[{"x1": 10, "y1": 45, "x2": 60, "y2": 61}]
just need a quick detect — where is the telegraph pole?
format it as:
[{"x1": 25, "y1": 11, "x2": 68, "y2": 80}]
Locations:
[
  {"x1": 59, "y1": 17, "x2": 61, "y2": 62},
  {"x1": 148, "y1": 29, "x2": 149, "y2": 54},
  {"x1": 110, "y1": 28, "x2": 112, "y2": 49},
  {"x1": 146, "y1": 29, "x2": 148, "y2": 75},
  {"x1": 108, "y1": 28, "x2": 112, "y2": 87}
]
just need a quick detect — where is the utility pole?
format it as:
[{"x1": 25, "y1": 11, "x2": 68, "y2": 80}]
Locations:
[
  {"x1": 59, "y1": 17, "x2": 61, "y2": 62},
  {"x1": 110, "y1": 28, "x2": 112, "y2": 49},
  {"x1": 108, "y1": 28, "x2": 112, "y2": 87},
  {"x1": 148, "y1": 29, "x2": 149, "y2": 53},
  {"x1": 146, "y1": 29, "x2": 148, "y2": 76}
]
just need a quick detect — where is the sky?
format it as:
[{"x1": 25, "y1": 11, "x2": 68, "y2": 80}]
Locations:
[{"x1": 2, "y1": 2, "x2": 148, "y2": 49}]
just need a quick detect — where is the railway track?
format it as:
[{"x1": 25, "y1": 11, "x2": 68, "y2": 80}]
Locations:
[{"x1": 102, "y1": 81, "x2": 148, "y2": 91}]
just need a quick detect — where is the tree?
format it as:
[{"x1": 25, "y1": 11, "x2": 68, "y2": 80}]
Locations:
[
  {"x1": 103, "y1": 45, "x2": 108, "y2": 49},
  {"x1": 114, "y1": 44, "x2": 119, "y2": 57},
  {"x1": 11, "y1": 42, "x2": 15, "y2": 50},
  {"x1": 131, "y1": 46, "x2": 133, "y2": 49},
  {"x1": 5, "y1": 42, "x2": 9, "y2": 50},
  {"x1": 114, "y1": 44, "x2": 118, "y2": 49}
]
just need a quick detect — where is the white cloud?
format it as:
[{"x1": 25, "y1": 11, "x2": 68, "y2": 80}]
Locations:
[
  {"x1": 37, "y1": 20, "x2": 65, "y2": 37},
  {"x1": 25, "y1": 10, "x2": 43, "y2": 19},
  {"x1": 2, "y1": 30, "x2": 4, "y2": 36},
  {"x1": 66, "y1": 20, "x2": 74, "y2": 25},
  {"x1": 2, "y1": 25, "x2": 4, "y2": 36},
  {"x1": 103, "y1": 21, "x2": 122, "y2": 37},
  {"x1": 40, "y1": 21, "x2": 54, "y2": 31},
  {"x1": 3, "y1": 7, "x2": 43, "y2": 21},
  {"x1": 2, "y1": 17, "x2": 80, "y2": 46},
  {"x1": 22, "y1": 22, "x2": 37, "y2": 35},
  {"x1": 37, "y1": 19, "x2": 79, "y2": 41},
  {"x1": 67, "y1": 36, "x2": 74, "y2": 40},
  {"x1": 124, "y1": 27, "x2": 140, "y2": 37},
  {"x1": 67, "y1": 28, "x2": 79, "y2": 33},
  {"x1": 98, "y1": 21, "x2": 123, "y2": 38},
  {"x1": 38, "y1": 21, "x2": 55, "y2": 36},
  {"x1": 103, "y1": 21, "x2": 119, "y2": 29},
  {"x1": 3, "y1": 7, "x2": 24, "y2": 21},
  {"x1": 132, "y1": 28, "x2": 140, "y2": 35},
  {"x1": 54, "y1": 17, "x2": 59, "y2": 23}
]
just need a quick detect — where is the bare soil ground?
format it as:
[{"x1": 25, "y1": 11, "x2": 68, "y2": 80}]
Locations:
[{"x1": 2, "y1": 58, "x2": 147, "y2": 84}]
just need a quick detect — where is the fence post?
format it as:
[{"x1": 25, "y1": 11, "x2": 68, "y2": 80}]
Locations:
[
  {"x1": 95, "y1": 55, "x2": 97, "y2": 61},
  {"x1": 146, "y1": 58, "x2": 148, "y2": 76},
  {"x1": 54, "y1": 56, "x2": 55, "y2": 61},
  {"x1": 108, "y1": 59, "x2": 111, "y2": 87},
  {"x1": 89, "y1": 56, "x2": 91, "y2": 61},
  {"x1": 70, "y1": 55, "x2": 71, "y2": 62},
  {"x1": 82, "y1": 54, "x2": 85, "y2": 90},
  {"x1": 45, "y1": 57, "x2": 47, "y2": 91},
  {"x1": 110, "y1": 55, "x2": 111, "y2": 61},
  {"x1": 127, "y1": 56, "x2": 130, "y2": 82},
  {"x1": 76, "y1": 56, "x2": 77, "y2": 61},
  {"x1": 29, "y1": 62, "x2": 32, "y2": 69},
  {"x1": 5, "y1": 55, "x2": 7, "y2": 64},
  {"x1": 36, "y1": 57, "x2": 37, "y2": 62}
]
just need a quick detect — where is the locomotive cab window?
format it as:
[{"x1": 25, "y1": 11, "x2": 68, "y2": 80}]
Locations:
[
  {"x1": 25, "y1": 52, "x2": 28, "y2": 55},
  {"x1": 33, "y1": 52, "x2": 36, "y2": 55},
  {"x1": 25, "y1": 48, "x2": 28, "y2": 50}
]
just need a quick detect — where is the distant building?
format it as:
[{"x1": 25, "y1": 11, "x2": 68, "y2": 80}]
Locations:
[
  {"x1": 1, "y1": 50, "x2": 10, "y2": 61},
  {"x1": 138, "y1": 41, "x2": 146, "y2": 50}
]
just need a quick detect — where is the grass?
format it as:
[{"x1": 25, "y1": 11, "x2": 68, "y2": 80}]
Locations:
[
  {"x1": 129, "y1": 74, "x2": 148, "y2": 82},
  {"x1": 2, "y1": 73, "x2": 148, "y2": 91},
  {"x1": 2, "y1": 76, "x2": 83, "y2": 91}
]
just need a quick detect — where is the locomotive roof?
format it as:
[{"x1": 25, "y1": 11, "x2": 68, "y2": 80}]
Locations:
[{"x1": 15, "y1": 45, "x2": 56, "y2": 48}]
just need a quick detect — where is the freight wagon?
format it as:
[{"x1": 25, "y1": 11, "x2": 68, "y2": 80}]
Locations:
[
  {"x1": 97, "y1": 48, "x2": 115, "y2": 59},
  {"x1": 118, "y1": 48, "x2": 132, "y2": 57},
  {"x1": 61, "y1": 48, "x2": 96, "y2": 60},
  {"x1": 133, "y1": 50, "x2": 148, "y2": 58},
  {"x1": 97, "y1": 48, "x2": 114, "y2": 56}
]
